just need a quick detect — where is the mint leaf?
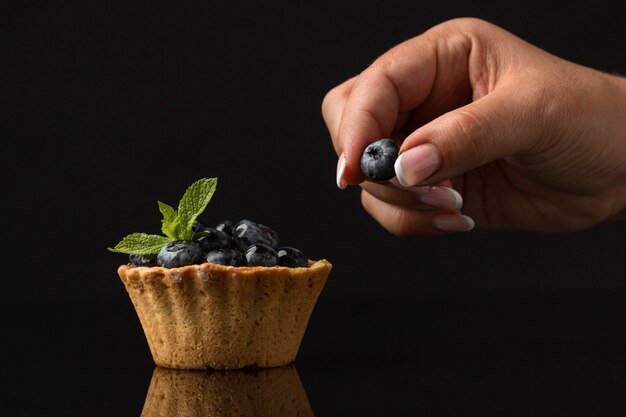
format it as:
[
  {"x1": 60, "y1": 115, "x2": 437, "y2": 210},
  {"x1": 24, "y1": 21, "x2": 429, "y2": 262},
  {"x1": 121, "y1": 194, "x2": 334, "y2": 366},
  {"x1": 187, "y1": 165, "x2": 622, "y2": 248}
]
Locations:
[
  {"x1": 176, "y1": 178, "x2": 217, "y2": 240},
  {"x1": 109, "y1": 177, "x2": 218, "y2": 257},
  {"x1": 108, "y1": 233, "x2": 173, "y2": 255},
  {"x1": 158, "y1": 201, "x2": 180, "y2": 239}
]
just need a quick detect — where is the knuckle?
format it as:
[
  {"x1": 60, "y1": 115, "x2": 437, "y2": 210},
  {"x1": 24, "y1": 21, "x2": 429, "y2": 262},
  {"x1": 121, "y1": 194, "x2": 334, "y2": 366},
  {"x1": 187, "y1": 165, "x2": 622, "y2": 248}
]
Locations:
[
  {"x1": 321, "y1": 85, "x2": 342, "y2": 113},
  {"x1": 370, "y1": 51, "x2": 397, "y2": 73},
  {"x1": 446, "y1": 109, "x2": 492, "y2": 160},
  {"x1": 387, "y1": 209, "x2": 419, "y2": 237},
  {"x1": 322, "y1": 78, "x2": 356, "y2": 114},
  {"x1": 441, "y1": 17, "x2": 492, "y2": 33}
]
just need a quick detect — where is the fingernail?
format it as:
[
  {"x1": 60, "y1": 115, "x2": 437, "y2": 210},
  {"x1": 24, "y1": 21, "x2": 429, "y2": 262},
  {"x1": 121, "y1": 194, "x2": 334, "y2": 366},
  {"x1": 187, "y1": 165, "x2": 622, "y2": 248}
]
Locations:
[
  {"x1": 388, "y1": 177, "x2": 431, "y2": 194},
  {"x1": 336, "y1": 154, "x2": 347, "y2": 189},
  {"x1": 418, "y1": 186, "x2": 463, "y2": 210},
  {"x1": 431, "y1": 214, "x2": 475, "y2": 232},
  {"x1": 394, "y1": 143, "x2": 442, "y2": 186}
]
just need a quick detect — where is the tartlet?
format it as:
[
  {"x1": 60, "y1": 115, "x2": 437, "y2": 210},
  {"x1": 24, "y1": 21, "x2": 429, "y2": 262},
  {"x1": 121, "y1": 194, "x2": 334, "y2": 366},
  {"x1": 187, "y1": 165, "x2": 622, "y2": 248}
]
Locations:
[{"x1": 118, "y1": 259, "x2": 331, "y2": 370}]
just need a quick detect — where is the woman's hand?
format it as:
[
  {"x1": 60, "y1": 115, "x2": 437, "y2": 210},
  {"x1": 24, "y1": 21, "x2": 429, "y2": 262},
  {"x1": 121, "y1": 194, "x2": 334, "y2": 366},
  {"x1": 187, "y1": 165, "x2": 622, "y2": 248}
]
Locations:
[{"x1": 322, "y1": 18, "x2": 626, "y2": 235}]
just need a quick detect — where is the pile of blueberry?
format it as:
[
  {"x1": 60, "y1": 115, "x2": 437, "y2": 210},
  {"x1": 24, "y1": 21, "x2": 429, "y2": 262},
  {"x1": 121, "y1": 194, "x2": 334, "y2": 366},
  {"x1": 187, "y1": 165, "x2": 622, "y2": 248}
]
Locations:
[{"x1": 129, "y1": 219, "x2": 309, "y2": 269}]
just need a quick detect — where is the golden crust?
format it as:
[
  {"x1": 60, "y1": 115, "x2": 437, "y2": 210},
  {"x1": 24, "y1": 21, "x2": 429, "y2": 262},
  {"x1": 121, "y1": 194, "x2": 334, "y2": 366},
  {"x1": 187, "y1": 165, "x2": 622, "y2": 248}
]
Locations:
[{"x1": 118, "y1": 260, "x2": 331, "y2": 370}]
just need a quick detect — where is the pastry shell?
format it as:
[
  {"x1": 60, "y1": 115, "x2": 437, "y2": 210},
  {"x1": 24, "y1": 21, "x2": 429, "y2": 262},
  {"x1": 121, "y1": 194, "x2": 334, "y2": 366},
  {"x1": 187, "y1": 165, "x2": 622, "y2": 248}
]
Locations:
[{"x1": 118, "y1": 259, "x2": 331, "y2": 370}]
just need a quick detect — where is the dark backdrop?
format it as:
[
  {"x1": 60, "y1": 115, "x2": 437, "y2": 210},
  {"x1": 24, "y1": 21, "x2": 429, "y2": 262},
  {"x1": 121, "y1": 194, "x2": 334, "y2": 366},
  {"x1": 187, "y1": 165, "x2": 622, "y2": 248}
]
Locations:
[{"x1": 4, "y1": 0, "x2": 626, "y2": 303}]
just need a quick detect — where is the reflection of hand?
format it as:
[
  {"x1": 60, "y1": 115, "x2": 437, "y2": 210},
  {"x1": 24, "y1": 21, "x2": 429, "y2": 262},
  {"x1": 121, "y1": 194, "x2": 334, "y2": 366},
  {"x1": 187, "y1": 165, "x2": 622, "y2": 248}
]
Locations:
[
  {"x1": 323, "y1": 18, "x2": 626, "y2": 235},
  {"x1": 141, "y1": 365, "x2": 314, "y2": 417}
]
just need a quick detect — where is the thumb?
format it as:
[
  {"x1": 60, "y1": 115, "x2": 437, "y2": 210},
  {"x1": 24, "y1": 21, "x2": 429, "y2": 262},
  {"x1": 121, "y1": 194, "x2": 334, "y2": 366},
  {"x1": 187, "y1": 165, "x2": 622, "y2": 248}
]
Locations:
[{"x1": 395, "y1": 86, "x2": 539, "y2": 186}]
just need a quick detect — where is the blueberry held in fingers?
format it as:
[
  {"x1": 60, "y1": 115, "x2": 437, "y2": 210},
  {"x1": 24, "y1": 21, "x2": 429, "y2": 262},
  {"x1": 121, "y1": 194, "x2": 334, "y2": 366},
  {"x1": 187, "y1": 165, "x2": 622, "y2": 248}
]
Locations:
[{"x1": 360, "y1": 138, "x2": 399, "y2": 181}]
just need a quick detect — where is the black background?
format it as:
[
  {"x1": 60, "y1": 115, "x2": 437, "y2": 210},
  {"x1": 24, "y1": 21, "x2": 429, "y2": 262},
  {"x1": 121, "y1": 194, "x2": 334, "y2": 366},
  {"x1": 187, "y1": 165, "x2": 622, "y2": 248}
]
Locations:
[
  {"x1": 3, "y1": 0, "x2": 626, "y2": 414},
  {"x1": 4, "y1": 0, "x2": 626, "y2": 301}
]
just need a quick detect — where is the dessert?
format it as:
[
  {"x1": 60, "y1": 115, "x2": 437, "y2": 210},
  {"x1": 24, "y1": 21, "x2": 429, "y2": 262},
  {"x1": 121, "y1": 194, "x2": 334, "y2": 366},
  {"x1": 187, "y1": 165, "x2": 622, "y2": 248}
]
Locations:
[{"x1": 110, "y1": 178, "x2": 331, "y2": 369}]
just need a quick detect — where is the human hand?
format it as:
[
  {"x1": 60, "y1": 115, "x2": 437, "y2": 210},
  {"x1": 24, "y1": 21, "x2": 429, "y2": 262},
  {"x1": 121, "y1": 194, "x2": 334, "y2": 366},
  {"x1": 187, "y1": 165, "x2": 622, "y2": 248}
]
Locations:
[{"x1": 322, "y1": 18, "x2": 626, "y2": 236}]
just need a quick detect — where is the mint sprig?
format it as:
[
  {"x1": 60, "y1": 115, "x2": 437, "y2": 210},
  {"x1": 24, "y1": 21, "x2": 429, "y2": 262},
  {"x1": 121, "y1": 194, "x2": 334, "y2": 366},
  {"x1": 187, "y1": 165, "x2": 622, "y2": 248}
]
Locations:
[
  {"x1": 175, "y1": 177, "x2": 216, "y2": 240},
  {"x1": 158, "y1": 201, "x2": 180, "y2": 239},
  {"x1": 108, "y1": 233, "x2": 173, "y2": 255},
  {"x1": 108, "y1": 178, "x2": 218, "y2": 255}
]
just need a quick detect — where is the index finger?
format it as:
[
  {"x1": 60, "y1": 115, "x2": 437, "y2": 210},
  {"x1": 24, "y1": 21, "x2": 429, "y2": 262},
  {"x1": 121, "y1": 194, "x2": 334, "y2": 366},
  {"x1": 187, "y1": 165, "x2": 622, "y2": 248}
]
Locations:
[
  {"x1": 321, "y1": 76, "x2": 357, "y2": 154},
  {"x1": 336, "y1": 40, "x2": 437, "y2": 184},
  {"x1": 334, "y1": 23, "x2": 473, "y2": 185}
]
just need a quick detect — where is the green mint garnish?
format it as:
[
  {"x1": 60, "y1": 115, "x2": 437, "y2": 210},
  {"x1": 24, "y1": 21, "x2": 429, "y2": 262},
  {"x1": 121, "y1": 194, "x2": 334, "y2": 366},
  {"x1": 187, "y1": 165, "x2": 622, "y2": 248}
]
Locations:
[
  {"x1": 108, "y1": 178, "x2": 217, "y2": 255},
  {"x1": 175, "y1": 177, "x2": 217, "y2": 240},
  {"x1": 157, "y1": 201, "x2": 180, "y2": 239},
  {"x1": 108, "y1": 233, "x2": 173, "y2": 255}
]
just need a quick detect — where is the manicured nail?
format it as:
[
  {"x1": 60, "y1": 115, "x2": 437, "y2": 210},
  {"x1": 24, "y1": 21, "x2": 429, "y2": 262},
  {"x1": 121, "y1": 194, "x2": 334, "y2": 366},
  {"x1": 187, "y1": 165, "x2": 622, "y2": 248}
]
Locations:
[
  {"x1": 394, "y1": 143, "x2": 442, "y2": 187},
  {"x1": 336, "y1": 154, "x2": 347, "y2": 189},
  {"x1": 418, "y1": 186, "x2": 463, "y2": 210},
  {"x1": 388, "y1": 177, "x2": 431, "y2": 194},
  {"x1": 431, "y1": 214, "x2": 475, "y2": 232}
]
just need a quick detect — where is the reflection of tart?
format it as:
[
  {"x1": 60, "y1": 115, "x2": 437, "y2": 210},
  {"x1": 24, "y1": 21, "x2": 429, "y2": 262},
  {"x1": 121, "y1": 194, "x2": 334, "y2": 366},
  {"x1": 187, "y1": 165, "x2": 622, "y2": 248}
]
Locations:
[
  {"x1": 118, "y1": 259, "x2": 331, "y2": 370},
  {"x1": 141, "y1": 364, "x2": 314, "y2": 417}
]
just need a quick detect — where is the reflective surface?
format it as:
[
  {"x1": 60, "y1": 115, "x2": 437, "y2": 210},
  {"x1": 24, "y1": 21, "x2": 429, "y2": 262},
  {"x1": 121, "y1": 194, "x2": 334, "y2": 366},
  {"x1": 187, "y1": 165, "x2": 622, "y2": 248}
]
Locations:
[
  {"x1": 3, "y1": 293, "x2": 626, "y2": 415},
  {"x1": 142, "y1": 365, "x2": 312, "y2": 416}
]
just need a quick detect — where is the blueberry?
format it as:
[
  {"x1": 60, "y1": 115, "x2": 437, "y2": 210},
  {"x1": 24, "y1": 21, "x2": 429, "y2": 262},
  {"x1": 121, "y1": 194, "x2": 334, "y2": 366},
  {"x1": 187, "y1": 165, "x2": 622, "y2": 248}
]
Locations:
[
  {"x1": 215, "y1": 220, "x2": 234, "y2": 235},
  {"x1": 258, "y1": 224, "x2": 279, "y2": 247},
  {"x1": 245, "y1": 243, "x2": 278, "y2": 267},
  {"x1": 277, "y1": 246, "x2": 308, "y2": 267},
  {"x1": 194, "y1": 227, "x2": 233, "y2": 251},
  {"x1": 205, "y1": 248, "x2": 246, "y2": 266},
  {"x1": 233, "y1": 220, "x2": 279, "y2": 250},
  {"x1": 192, "y1": 219, "x2": 206, "y2": 232},
  {"x1": 360, "y1": 138, "x2": 399, "y2": 180},
  {"x1": 157, "y1": 240, "x2": 204, "y2": 268},
  {"x1": 129, "y1": 254, "x2": 157, "y2": 267}
]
